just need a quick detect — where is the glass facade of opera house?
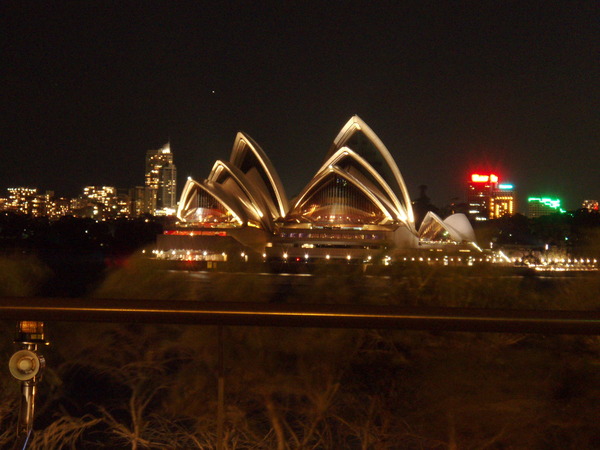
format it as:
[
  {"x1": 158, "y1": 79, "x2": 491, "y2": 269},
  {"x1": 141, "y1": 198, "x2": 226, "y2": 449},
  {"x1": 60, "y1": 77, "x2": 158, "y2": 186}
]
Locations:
[{"x1": 155, "y1": 116, "x2": 477, "y2": 264}]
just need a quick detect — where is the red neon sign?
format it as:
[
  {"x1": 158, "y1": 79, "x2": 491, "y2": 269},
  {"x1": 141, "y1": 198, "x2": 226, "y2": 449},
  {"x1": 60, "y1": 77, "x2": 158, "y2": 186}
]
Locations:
[{"x1": 471, "y1": 173, "x2": 499, "y2": 183}]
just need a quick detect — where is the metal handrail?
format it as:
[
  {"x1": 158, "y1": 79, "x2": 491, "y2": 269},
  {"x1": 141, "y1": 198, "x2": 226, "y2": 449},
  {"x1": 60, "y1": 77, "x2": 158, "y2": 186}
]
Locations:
[
  {"x1": 4, "y1": 296, "x2": 600, "y2": 448},
  {"x1": 1, "y1": 297, "x2": 600, "y2": 334}
]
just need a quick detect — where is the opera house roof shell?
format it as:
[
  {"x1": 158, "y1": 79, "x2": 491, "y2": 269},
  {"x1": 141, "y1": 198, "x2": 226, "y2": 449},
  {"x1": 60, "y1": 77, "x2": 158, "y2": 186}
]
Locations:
[
  {"x1": 177, "y1": 132, "x2": 288, "y2": 233},
  {"x1": 176, "y1": 116, "x2": 475, "y2": 250}
]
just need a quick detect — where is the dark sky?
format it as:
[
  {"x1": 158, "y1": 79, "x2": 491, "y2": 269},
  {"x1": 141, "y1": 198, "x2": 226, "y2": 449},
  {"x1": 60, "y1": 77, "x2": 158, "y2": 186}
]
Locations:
[{"x1": 1, "y1": 1, "x2": 598, "y2": 211}]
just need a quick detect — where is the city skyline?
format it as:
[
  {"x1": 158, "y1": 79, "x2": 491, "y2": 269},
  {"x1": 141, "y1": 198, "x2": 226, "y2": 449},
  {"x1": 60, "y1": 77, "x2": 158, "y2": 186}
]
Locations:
[
  {"x1": 1, "y1": 3, "x2": 598, "y2": 209},
  {"x1": 1, "y1": 124, "x2": 595, "y2": 221},
  {"x1": 0, "y1": 122, "x2": 596, "y2": 217}
]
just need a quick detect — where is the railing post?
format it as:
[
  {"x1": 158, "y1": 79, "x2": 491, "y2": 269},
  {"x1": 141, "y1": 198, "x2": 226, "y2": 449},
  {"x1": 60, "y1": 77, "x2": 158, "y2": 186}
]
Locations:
[
  {"x1": 216, "y1": 325, "x2": 225, "y2": 450},
  {"x1": 9, "y1": 321, "x2": 47, "y2": 450}
]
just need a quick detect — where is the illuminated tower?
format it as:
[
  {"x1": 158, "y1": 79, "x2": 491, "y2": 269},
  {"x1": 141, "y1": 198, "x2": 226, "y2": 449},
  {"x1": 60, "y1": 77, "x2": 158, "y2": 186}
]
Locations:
[
  {"x1": 467, "y1": 174, "x2": 515, "y2": 221},
  {"x1": 145, "y1": 143, "x2": 177, "y2": 213},
  {"x1": 467, "y1": 174, "x2": 498, "y2": 221},
  {"x1": 490, "y1": 183, "x2": 515, "y2": 219},
  {"x1": 158, "y1": 162, "x2": 177, "y2": 211}
]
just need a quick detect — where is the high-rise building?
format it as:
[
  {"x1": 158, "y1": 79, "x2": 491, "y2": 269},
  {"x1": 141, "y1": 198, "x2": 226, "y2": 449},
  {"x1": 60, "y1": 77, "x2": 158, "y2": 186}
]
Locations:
[
  {"x1": 527, "y1": 197, "x2": 566, "y2": 218},
  {"x1": 490, "y1": 183, "x2": 515, "y2": 219},
  {"x1": 129, "y1": 186, "x2": 146, "y2": 217},
  {"x1": 158, "y1": 162, "x2": 177, "y2": 211},
  {"x1": 145, "y1": 143, "x2": 177, "y2": 214},
  {"x1": 582, "y1": 199, "x2": 599, "y2": 212},
  {"x1": 467, "y1": 174, "x2": 515, "y2": 221}
]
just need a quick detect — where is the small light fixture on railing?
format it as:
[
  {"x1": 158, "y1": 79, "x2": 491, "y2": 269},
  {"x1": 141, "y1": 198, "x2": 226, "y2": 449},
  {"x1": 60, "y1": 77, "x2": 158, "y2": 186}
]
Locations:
[{"x1": 10, "y1": 320, "x2": 48, "y2": 445}]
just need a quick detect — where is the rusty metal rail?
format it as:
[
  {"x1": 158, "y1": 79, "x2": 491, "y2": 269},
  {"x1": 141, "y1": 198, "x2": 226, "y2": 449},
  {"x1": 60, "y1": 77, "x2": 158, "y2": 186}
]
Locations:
[
  {"x1": 1, "y1": 297, "x2": 600, "y2": 334},
  {"x1": 3, "y1": 296, "x2": 600, "y2": 449}
]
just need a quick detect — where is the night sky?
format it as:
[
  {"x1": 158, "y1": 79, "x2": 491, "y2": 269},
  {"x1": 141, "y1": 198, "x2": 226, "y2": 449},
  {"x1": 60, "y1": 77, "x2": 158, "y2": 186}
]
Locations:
[{"x1": 1, "y1": 2, "x2": 598, "y2": 211}]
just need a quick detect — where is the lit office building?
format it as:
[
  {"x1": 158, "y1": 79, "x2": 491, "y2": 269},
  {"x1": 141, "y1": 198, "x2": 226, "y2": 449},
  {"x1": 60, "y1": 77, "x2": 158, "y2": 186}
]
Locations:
[
  {"x1": 30, "y1": 192, "x2": 51, "y2": 217},
  {"x1": 158, "y1": 162, "x2": 177, "y2": 214},
  {"x1": 582, "y1": 199, "x2": 599, "y2": 212},
  {"x1": 48, "y1": 197, "x2": 72, "y2": 219},
  {"x1": 79, "y1": 186, "x2": 120, "y2": 219},
  {"x1": 129, "y1": 186, "x2": 146, "y2": 217},
  {"x1": 5, "y1": 187, "x2": 50, "y2": 216},
  {"x1": 115, "y1": 189, "x2": 132, "y2": 217},
  {"x1": 467, "y1": 175, "x2": 515, "y2": 221},
  {"x1": 490, "y1": 183, "x2": 515, "y2": 219},
  {"x1": 145, "y1": 143, "x2": 177, "y2": 214},
  {"x1": 527, "y1": 197, "x2": 566, "y2": 218},
  {"x1": 2, "y1": 189, "x2": 70, "y2": 218},
  {"x1": 83, "y1": 186, "x2": 116, "y2": 207}
]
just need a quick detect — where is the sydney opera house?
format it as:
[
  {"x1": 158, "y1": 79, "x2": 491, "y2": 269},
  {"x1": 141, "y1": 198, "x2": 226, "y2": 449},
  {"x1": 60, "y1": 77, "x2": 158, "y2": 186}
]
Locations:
[{"x1": 156, "y1": 116, "x2": 477, "y2": 264}]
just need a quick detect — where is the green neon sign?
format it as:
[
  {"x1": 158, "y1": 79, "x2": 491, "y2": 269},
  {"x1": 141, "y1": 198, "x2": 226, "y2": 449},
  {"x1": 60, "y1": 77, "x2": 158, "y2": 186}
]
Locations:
[{"x1": 528, "y1": 197, "x2": 566, "y2": 213}]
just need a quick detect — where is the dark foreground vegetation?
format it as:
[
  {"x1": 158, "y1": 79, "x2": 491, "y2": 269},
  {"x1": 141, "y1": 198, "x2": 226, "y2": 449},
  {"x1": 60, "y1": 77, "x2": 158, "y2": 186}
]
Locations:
[
  {"x1": 1, "y1": 211, "x2": 599, "y2": 448},
  {"x1": 0, "y1": 212, "x2": 165, "y2": 296},
  {"x1": 1, "y1": 253, "x2": 600, "y2": 449},
  {"x1": 473, "y1": 209, "x2": 600, "y2": 258}
]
